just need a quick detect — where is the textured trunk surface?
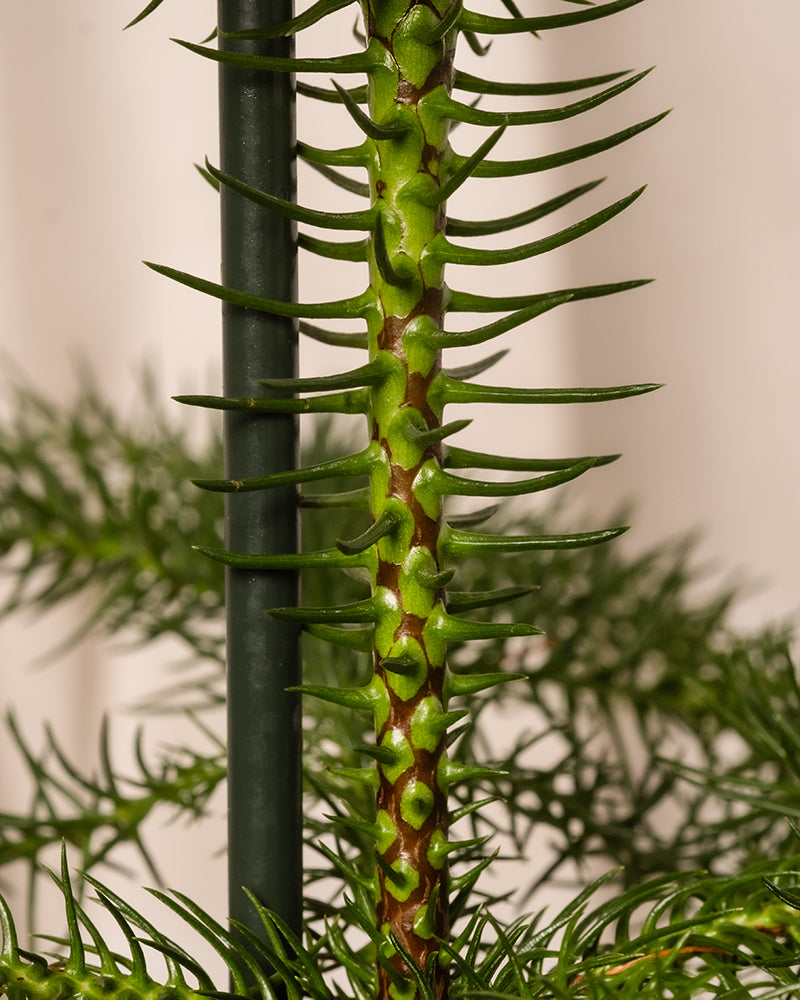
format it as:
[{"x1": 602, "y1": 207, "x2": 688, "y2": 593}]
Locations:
[{"x1": 364, "y1": 3, "x2": 457, "y2": 998}]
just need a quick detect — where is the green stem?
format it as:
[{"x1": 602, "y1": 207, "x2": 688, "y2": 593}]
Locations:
[
  {"x1": 361, "y1": 3, "x2": 460, "y2": 997},
  {"x1": 217, "y1": 0, "x2": 302, "y2": 949}
]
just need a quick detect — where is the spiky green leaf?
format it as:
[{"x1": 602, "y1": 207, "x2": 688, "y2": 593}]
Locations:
[{"x1": 459, "y1": 0, "x2": 647, "y2": 35}]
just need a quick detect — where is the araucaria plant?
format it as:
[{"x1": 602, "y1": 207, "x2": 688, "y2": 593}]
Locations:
[
  {"x1": 3, "y1": 1, "x2": 800, "y2": 999},
  {"x1": 159, "y1": 0, "x2": 663, "y2": 995}
]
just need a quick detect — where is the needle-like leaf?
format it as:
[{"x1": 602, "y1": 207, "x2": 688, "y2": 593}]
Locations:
[
  {"x1": 447, "y1": 178, "x2": 604, "y2": 237},
  {"x1": 299, "y1": 234, "x2": 369, "y2": 261},
  {"x1": 193, "y1": 447, "x2": 376, "y2": 493},
  {"x1": 194, "y1": 545, "x2": 366, "y2": 570},
  {"x1": 447, "y1": 278, "x2": 652, "y2": 313},
  {"x1": 205, "y1": 159, "x2": 375, "y2": 230},
  {"x1": 423, "y1": 458, "x2": 596, "y2": 497},
  {"x1": 259, "y1": 359, "x2": 389, "y2": 393},
  {"x1": 145, "y1": 262, "x2": 373, "y2": 319},
  {"x1": 333, "y1": 81, "x2": 411, "y2": 140},
  {"x1": 444, "y1": 446, "x2": 620, "y2": 471},
  {"x1": 171, "y1": 37, "x2": 374, "y2": 75},
  {"x1": 125, "y1": 0, "x2": 167, "y2": 29},
  {"x1": 453, "y1": 67, "x2": 630, "y2": 97},
  {"x1": 435, "y1": 187, "x2": 646, "y2": 266},
  {"x1": 173, "y1": 390, "x2": 370, "y2": 415},
  {"x1": 427, "y1": 124, "x2": 507, "y2": 205},
  {"x1": 431, "y1": 295, "x2": 572, "y2": 348},
  {"x1": 469, "y1": 111, "x2": 670, "y2": 177},
  {"x1": 298, "y1": 81, "x2": 369, "y2": 104},
  {"x1": 221, "y1": 0, "x2": 357, "y2": 39},
  {"x1": 444, "y1": 525, "x2": 628, "y2": 555},
  {"x1": 299, "y1": 321, "x2": 369, "y2": 349},
  {"x1": 433, "y1": 69, "x2": 652, "y2": 127},
  {"x1": 459, "y1": 0, "x2": 646, "y2": 35},
  {"x1": 436, "y1": 375, "x2": 662, "y2": 406}
]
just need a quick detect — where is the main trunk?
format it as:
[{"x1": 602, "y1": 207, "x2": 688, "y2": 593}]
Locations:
[{"x1": 363, "y1": 3, "x2": 457, "y2": 998}]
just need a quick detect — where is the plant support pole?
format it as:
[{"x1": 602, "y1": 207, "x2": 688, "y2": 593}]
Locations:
[{"x1": 217, "y1": 0, "x2": 302, "y2": 940}]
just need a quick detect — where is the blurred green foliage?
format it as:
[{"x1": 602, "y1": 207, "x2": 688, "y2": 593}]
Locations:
[{"x1": 1, "y1": 379, "x2": 798, "y2": 997}]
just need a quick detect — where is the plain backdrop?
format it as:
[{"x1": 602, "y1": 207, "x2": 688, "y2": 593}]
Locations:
[{"x1": 2, "y1": 0, "x2": 799, "y2": 964}]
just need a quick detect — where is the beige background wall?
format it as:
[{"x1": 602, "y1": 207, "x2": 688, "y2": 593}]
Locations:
[{"x1": 2, "y1": 0, "x2": 798, "y2": 952}]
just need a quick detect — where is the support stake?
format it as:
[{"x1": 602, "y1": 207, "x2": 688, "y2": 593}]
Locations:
[{"x1": 217, "y1": 0, "x2": 302, "y2": 945}]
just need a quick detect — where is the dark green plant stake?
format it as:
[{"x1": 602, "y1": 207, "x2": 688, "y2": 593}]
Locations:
[
  {"x1": 216, "y1": 0, "x2": 303, "y2": 949},
  {"x1": 154, "y1": 1, "x2": 663, "y2": 998}
]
